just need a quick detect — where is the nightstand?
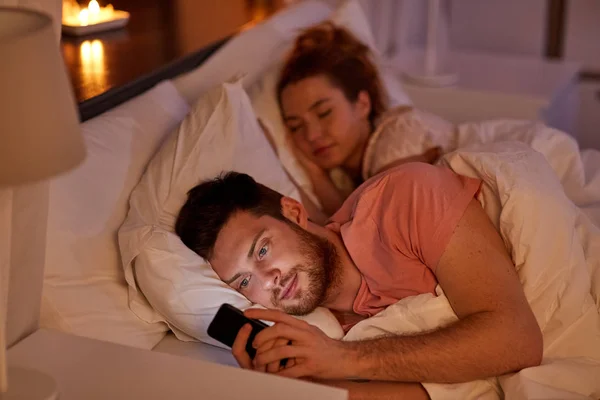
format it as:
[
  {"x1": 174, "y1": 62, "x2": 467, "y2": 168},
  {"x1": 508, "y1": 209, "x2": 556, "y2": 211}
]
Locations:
[
  {"x1": 8, "y1": 329, "x2": 347, "y2": 400},
  {"x1": 390, "y1": 50, "x2": 581, "y2": 138}
]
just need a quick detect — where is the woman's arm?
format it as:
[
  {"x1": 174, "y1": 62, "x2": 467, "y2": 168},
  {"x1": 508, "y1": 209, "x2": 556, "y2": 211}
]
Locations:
[
  {"x1": 304, "y1": 170, "x2": 346, "y2": 217},
  {"x1": 296, "y1": 184, "x2": 329, "y2": 225},
  {"x1": 258, "y1": 119, "x2": 345, "y2": 220}
]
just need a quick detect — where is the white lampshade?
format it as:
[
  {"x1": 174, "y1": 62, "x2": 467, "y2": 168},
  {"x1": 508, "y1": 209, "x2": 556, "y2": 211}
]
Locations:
[{"x1": 0, "y1": 7, "x2": 85, "y2": 186}]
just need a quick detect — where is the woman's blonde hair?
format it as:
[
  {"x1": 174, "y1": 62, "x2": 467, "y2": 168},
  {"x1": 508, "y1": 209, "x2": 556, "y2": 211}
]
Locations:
[{"x1": 277, "y1": 22, "x2": 387, "y2": 126}]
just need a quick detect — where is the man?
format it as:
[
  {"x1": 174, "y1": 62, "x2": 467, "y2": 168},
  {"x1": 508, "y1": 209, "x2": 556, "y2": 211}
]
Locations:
[{"x1": 175, "y1": 163, "x2": 542, "y2": 399}]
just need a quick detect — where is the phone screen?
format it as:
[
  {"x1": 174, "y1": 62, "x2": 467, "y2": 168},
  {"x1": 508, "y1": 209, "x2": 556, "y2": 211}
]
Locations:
[{"x1": 207, "y1": 304, "x2": 268, "y2": 359}]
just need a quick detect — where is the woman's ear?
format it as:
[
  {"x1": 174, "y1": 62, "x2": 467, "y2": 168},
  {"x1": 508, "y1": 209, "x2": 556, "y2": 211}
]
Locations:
[
  {"x1": 355, "y1": 90, "x2": 372, "y2": 120},
  {"x1": 280, "y1": 197, "x2": 309, "y2": 228}
]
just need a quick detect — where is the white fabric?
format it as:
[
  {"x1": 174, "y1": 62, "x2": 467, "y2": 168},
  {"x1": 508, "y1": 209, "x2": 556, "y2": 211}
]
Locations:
[
  {"x1": 41, "y1": 81, "x2": 190, "y2": 349},
  {"x1": 363, "y1": 111, "x2": 600, "y2": 225},
  {"x1": 119, "y1": 81, "x2": 344, "y2": 348},
  {"x1": 172, "y1": 0, "x2": 333, "y2": 105},
  {"x1": 152, "y1": 333, "x2": 237, "y2": 368},
  {"x1": 362, "y1": 107, "x2": 455, "y2": 179},
  {"x1": 344, "y1": 141, "x2": 600, "y2": 399},
  {"x1": 247, "y1": 0, "x2": 412, "y2": 207},
  {"x1": 456, "y1": 121, "x2": 600, "y2": 228}
]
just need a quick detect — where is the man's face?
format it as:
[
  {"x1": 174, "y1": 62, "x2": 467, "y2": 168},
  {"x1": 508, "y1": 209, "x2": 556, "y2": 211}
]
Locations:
[{"x1": 210, "y1": 211, "x2": 338, "y2": 315}]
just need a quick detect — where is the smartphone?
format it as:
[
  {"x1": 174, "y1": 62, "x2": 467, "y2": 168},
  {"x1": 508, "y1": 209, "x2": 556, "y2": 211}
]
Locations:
[{"x1": 207, "y1": 303, "x2": 268, "y2": 359}]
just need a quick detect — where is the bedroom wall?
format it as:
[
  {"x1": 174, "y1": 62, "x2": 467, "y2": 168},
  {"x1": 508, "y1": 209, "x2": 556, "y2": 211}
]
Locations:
[
  {"x1": 168, "y1": 0, "x2": 250, "y2": 55},
  {"x1": 449, "y1": 0, "x2": 548, "y2": 57},
  {"x1": 563, "y1": 0, "x2": 600, "y2": 150},
  {"x1": 348, "y1": 0, "x2": 548, "y2": 58}
]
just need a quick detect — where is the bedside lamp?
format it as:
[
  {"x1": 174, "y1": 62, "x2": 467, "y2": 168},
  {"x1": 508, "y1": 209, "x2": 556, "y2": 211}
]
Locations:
[
  {"x1": 402, "y1": 0, "x2": 458, "y2": 87},
  {"x1": 0, "y1": 6, "x2": 85, "y2": 399}
]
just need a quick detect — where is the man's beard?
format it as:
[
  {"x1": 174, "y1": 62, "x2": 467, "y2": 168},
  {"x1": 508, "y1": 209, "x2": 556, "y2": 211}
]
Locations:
[{"x1": 271, "y1": 222, "x2": 341, "y2": 316}]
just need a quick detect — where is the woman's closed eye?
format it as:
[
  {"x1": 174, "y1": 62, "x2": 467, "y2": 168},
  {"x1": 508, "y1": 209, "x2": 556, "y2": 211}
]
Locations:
[
  {"x1": 288, "y1": 124, "x2": 303, "y2": 134},
  {"x1": 317, "y1": 109, "x2": 332, "y2": 119}
]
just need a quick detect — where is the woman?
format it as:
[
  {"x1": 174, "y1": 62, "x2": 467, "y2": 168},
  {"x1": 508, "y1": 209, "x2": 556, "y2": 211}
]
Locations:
[{"x1": 275, "y1": 22, "x2": 449, "y2": 217}]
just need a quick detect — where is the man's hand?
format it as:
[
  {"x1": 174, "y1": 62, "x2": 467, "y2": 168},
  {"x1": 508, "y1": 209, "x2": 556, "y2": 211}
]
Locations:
[
  {"x1": 231, "y1": 324, "x2": 253, "y2": 369},
  {"x1": 245, "y1": 309, "x2": 352, "y2": 380},
  {"x1": 258, "y1": 338, "x2": 296, "y2": 373},
  {"x1": 231, "y1": 323, "x2": 295, "y2": 373},
  {"x1": 233, "y1": 319, "x2": 430, "y2": 399}
]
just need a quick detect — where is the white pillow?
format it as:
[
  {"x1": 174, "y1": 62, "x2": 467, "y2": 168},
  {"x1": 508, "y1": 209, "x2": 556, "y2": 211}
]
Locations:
[
  {"x1": 247, "y1": 0, "x2": 412, "y2": 203},
  {"x1": 41, "y1": 81, "x2": 190, "y2": 349},
  {"x1": 119, "y1": 81, "x2": 344, "y2": 347}
]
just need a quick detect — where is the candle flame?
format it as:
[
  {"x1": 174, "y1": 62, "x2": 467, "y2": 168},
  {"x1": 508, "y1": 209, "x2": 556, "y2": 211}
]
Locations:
[
  {"x1": 89, "y1": 0, "x2": 100, "y2": 15},
  {"x1": 78, "y1": 8, "x2": 89, "y2": 26},
  {"x1": 63, "y1": 0, "x2": 117, "y2": 26}
]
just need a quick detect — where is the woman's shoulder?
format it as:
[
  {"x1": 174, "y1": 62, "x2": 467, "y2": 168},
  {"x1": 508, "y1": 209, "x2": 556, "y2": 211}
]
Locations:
[
  {"x1": 374, "y1": 105, "x2": 453, "y2": 132},
  {"x1": 375, "y1": 105, "x2": 414, "y2": 124},
  {"x1": 362, "y1": 106, "x2": 456, "y2": 180}
]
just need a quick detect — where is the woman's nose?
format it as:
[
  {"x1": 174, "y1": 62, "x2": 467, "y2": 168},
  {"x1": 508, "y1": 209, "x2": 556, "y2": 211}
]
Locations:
[{"x1": 305, "y1": 121, "x2": 323, "y2": 143}]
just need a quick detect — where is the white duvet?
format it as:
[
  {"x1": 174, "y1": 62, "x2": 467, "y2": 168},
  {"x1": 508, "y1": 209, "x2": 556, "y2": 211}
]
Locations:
[{"x1": 341, "y1": 122, "x2": 600, "y2": 399}]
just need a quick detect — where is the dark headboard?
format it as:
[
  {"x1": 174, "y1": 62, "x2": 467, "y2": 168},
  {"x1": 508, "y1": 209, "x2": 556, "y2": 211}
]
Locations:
[{"x1": 77, "y1": 36, "x2": 230, "y2": 122}]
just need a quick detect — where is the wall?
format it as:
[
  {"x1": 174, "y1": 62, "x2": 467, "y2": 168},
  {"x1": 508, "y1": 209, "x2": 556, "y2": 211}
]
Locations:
[
  {"x1": 449, "y1": 0, "x2": 548, "y2": 57},
  {"x1": 563, "y1": 0, "x2": 600, "y2": 150}
]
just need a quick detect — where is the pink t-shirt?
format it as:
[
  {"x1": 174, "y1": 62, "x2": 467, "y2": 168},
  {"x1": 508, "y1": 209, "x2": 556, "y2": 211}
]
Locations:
[{"x1": 326, "y1": 162, "x2": 481, "y2": 320}]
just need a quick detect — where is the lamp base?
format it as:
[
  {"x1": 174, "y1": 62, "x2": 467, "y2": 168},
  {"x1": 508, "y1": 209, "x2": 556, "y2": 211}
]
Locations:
[{"x1": 0, "y1": 367, "x2": 59, "y2": 400}]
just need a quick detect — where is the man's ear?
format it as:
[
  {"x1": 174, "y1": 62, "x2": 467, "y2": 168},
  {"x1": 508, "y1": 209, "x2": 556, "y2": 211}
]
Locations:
[
  {"x1": 355, "y1": 90, "x2": 372, "y2": 120},
  {"x1": 280, "y1": 196, "x2": 308, "y2": 228}
]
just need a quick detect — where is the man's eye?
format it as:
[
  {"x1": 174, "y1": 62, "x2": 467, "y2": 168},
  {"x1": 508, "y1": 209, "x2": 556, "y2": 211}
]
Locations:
[
  {"x1": 239, "y1": 277, "x2": 250, "y2": 289},
  {"x1": 258, "y1": 245, "x2": 268, "y2": 259}
]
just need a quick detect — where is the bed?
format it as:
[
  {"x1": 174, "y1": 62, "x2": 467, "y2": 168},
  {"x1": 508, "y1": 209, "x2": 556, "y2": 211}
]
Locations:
[
  {"x1": 43, "y1": 0, "x2": 344, "y2": 367},
  {"x1": 38, "y1": 1, "x2": 600, "y2": 399}
]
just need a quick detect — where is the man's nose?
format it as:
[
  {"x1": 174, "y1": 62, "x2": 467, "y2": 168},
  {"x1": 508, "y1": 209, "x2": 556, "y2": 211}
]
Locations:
[{"x1": 258, "y1": 267, "x2": 280, "y2": 290}]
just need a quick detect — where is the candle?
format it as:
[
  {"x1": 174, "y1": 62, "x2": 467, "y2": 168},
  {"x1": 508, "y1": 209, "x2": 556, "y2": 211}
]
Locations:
[
  {"x1": 63, "y1": 0, "x2": 119, "y2": 27},
  {"x1": 62, "y1": 0, "x2": 129, "y2": 36}
]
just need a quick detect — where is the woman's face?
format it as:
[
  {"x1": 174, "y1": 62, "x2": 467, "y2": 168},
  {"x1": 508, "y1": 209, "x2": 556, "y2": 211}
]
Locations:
[{"x1": 280, "y1": 75, "x2": 371, "y2": 170}]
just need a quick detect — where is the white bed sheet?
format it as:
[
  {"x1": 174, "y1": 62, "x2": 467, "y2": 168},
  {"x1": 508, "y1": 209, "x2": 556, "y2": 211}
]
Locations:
[{"x1": 152, "y1": 333, "x2": 237, "y2": 368}]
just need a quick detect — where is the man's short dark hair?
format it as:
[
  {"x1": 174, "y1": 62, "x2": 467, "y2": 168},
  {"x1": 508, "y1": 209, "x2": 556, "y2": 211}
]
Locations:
[{"x1": 175, "y1": 172, "x2": 285, "y2": 260}]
